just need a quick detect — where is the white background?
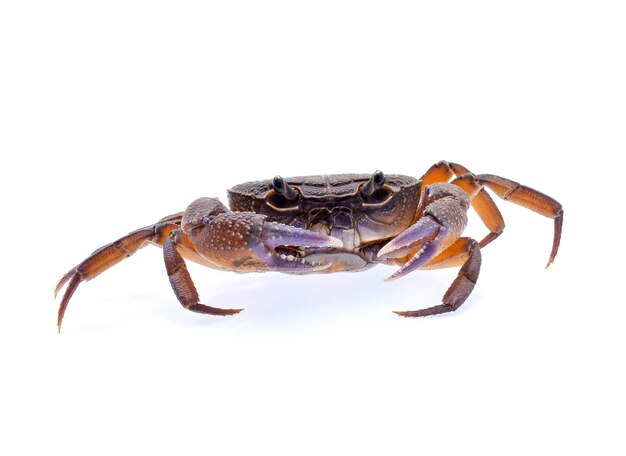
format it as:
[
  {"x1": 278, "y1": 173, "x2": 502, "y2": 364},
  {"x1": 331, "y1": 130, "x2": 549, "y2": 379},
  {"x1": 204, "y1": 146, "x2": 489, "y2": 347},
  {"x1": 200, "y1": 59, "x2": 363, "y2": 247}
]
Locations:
[{"x1": 1, "y1": 1, "x2": 624, "y2": 455}]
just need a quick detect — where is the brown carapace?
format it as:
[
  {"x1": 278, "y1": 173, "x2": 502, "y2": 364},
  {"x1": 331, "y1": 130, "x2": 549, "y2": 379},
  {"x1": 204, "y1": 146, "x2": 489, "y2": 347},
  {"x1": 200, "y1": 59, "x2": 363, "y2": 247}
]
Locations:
[{"x1": 55, "y1": 161, "x2": 563, "y2": 331}]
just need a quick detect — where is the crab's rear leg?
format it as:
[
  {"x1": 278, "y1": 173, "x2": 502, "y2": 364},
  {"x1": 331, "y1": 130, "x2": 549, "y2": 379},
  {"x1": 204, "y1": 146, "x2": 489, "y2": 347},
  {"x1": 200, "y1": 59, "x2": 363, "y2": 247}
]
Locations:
[
  {"x1": 382, "y1": 166, "x2": 563, "y2": 317},
  {"x1": 421, "y1": 160, "x2": 563, "y2": 266},
  {"x1": 54, "y1": 218, "x2": 182, "y2": 332},
  {"x1": 453, "y1": 172, "x2": 564, "y2": 268},
  {"x1": 477, "y1": 174, "x2": 563, "y2": 267}
]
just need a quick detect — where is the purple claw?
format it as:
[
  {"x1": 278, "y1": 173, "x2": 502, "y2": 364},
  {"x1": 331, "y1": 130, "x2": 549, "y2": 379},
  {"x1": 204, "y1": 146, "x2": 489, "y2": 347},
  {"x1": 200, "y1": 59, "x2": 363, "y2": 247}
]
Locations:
[
  {"x1": 378, "y1": 215, "x2": 447, "y2": 281},
  {"x1": 257, "y1": 221, "x2": 343, "y2": 273},
  {"x1": 261, "y1": 222, "x2": 343, "y2": 250},
  {"x1": 378, "y1": 215, "x2": 442, "y2": 259},
  {"x1": 384, "y1": 241, "x2": 439, "y2": 281}
]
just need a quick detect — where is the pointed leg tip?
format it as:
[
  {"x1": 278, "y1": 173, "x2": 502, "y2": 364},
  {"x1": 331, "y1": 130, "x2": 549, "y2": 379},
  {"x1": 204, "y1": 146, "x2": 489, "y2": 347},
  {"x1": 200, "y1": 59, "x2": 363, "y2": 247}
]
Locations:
[
  {"x1": 214, "y1": 308, "x2": 244, "y2": 317},
  {"x1": 392, "y1": 310, "x2": 416, "y2": 318},
  {"x1": 53, "y1": 283, "x2": 63, "y2": 299},
  {"x1": 55, "y1": 270, "x2": 76, "y2": 298},
  {"x1": 193, "y1": 304, "x2": 245, "y2": 316},
  {"x1": 228, "y1": 308, "x2": 245, "y2": 315},
  {"x1": 393, "y1": 303, "x2": 454, "y2": 318}
]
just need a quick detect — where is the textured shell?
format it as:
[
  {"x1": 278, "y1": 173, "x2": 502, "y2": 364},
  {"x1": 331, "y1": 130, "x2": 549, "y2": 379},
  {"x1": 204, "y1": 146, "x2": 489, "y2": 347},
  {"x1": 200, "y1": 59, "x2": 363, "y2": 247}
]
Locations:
[{"x1": 229, "y1": 174, "x2": 418, "y2": 200}]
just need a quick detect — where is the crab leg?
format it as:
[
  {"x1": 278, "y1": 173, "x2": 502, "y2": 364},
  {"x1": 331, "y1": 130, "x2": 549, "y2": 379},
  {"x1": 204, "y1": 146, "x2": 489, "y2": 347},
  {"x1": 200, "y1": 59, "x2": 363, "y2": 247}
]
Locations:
[
  {"x1": 55, "y1": 220, "x2": 182, "y2": 332},
  {"x1": 378, "y1": 215, "x2": 445, "y2": 280},
  {"x1": 378, "y1": 183, "x2": 470, "y2": 281},
  {"x1": 161, "y1": 210, "x2": 344, "y2": 317},
  {"x1": 448, "y1": 163, "x2": 505, "y2": 248},
  {"x1": 450, "y1": 171, "x2": 563, "y2": 267},
  {"x1": 384, "y1": 163, "x2": 563, "y2": 318},
  {"x1": 420, "y1": 161, "x2": 505, "y2": 248},
  {"x1": 473, "y1": 173, "x2": 563, "y2": 267},
  {"x1": 163, "y1": 233, "x2": 243, "y2": 316},
  {"x1": 419, "y1": 236, "x2": 477, "y2": 270},
  {"x1": 421, "y1": 160, "x2": 563, "y2": 266},
  {"x1": 394, "y1": 238, "x2": 482, "y2": 317}
]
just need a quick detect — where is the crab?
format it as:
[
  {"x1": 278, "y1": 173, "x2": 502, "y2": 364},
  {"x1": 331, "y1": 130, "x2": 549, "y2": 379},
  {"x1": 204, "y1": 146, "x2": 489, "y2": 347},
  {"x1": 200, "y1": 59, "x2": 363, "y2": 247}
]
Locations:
[{"x1": 55, "y1": 161, "x2": 563, "y2": 331}]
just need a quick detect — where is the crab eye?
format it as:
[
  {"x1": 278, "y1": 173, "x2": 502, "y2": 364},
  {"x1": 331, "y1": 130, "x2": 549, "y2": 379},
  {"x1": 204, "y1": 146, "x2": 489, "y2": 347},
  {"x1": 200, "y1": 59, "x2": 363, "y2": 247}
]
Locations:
[
  {"x1": 372, "y1": 170, "x2": 386, "y2": 188},
  {"x1": 361, "y1": 170, "x2": 392, "y2": 204},
  {"x1": 271, "y1": 176, "x2": 298, "y2": 200},
  {"x1": 268, "y1": 175, "x2": 300, "y2": 211},
  {"x1": 272, "y1": 176, "x2": 286, "y2": 194},
  {"x1": 362, "y1": 170, "x2": 386, "y2": 194}
]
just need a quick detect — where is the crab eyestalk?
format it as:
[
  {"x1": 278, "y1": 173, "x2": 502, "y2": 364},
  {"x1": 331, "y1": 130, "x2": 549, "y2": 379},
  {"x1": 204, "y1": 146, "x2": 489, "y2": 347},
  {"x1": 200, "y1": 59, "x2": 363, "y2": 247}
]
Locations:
[
  {"x1": 360, "y1": 170, "x2": 386, "y2": 197},
  {"x1": 272, "y1": 175, "x2": 299, "y2": 201}
]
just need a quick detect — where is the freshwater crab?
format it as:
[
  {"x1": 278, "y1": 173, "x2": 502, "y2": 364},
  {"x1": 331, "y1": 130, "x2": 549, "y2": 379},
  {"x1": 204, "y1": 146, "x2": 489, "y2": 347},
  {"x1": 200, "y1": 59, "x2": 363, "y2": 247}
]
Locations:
[{"x1": 55, "y1": 161, "x2": 563, "y2": 331}]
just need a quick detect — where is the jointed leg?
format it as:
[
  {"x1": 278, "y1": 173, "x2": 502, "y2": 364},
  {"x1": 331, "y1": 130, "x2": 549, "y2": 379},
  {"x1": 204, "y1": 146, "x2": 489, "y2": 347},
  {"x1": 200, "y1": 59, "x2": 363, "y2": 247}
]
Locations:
[
  {"x1": 55, "y1": 220, "x2": 181, "y2": 332},
  {"x1": 450, "y1": 172, "x2": 505, "y2": 248},
  {"x1": 379, "y1": 183, "x2": 470, "y2": 281},
  {"x1": 422, "y1": 160, "x2": 563, "y2": 265},
  {"x1": 420, "y1": 161, "x2": 505, "y2": 248},
  {"x1": 419, "y1": 161, "x2": 454, "y2": 193},
  {"x1": 55, "y1": 195, "x2": 343, "y2": 330},
  {"x1": 419, "y1": 236, "x2": 474, "y2": 270},
  {"x1": 383, "y1": 161, "x2": 563, "y2": 318},
  {"x1": 394, "y1": 238, "x2": 482, "y2": 317},
  {"x1": 473, "y1": 173, "x2": 563, "y2": 267},
  {"x1": 163, "y1": 233, "x2": 243, "y2": 316},
  {"x1": 379, "y1": 188, "x2": 483, "y2": 317}
]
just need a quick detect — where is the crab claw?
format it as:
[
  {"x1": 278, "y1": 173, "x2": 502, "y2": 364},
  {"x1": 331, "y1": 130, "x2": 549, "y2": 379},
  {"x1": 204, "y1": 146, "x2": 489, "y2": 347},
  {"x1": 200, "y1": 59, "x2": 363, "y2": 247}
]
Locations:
[
  {"x1": 261, "y1": 222, "x2": 343, "y2": 251},
  {"x1": 378, "y1": 215, "x2": 442, "y2": 260},
  {"x1": 258, "y1": 221, "x2": 344, "y2": 272},
  {"x1": 193, "y1": 212, "x2": 344, "y2": 273},
  {"x1": 377, "y1": 215, "x2": 444, "y2": 281}
]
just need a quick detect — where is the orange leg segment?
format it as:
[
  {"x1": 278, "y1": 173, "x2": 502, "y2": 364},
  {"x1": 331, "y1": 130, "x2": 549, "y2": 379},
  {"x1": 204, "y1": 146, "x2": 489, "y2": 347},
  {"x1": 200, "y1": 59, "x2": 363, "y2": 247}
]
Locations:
[
  {"x1": 420, "y1": 236, "x2": 474, "y2": 270},
  {"x1": 419, "y1": 161, "x2": 454, "y2": 193},
  {"x1": 391, "y1": 161, "x2": 564, "y2": 318},
  {"x1": 422, "y1": 161, "x2": 563, "y2": 267},
  {"x1": 421, "y1": 161, "x2": 505, "y2": 248},
  {"x1": 54, "y1": 221, "x2": 181, "y2": 332},
  {"x1": 473, "y1": 173, "x2": 563, "y2": 268}
]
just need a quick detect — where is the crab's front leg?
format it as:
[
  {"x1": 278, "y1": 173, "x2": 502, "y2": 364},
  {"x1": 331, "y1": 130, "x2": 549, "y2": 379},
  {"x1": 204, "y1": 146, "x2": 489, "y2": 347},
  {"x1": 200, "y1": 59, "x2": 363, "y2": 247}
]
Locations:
[
  {"x1": 164, "y1": 198, "x2": 343, "y2": 314},
  {"x1": 378, "y1": 183, "x2": 481, "y2": 316}
]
